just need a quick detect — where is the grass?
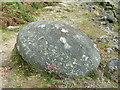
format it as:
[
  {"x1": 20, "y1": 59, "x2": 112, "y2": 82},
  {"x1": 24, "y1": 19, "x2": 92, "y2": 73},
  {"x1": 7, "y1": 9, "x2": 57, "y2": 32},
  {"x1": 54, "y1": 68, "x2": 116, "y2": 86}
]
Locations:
[
  {"x1": 2, "y1": 45, "x2": 118, "y2": 88},
  {"x1": 2, "y1": 30, "x2": 12, "y2": 41},
  {"x1": 2, "y1": 36, "x2": 8, "y2": 41},
  {"x1": 1, "y1": 30, "x2": 16, "y2": 42},
  {"x1": 5, "y1": 46, "x2": 62, "y2": 88},
  {"x1": 35, "y1": 3, "x2": 108, "y2": 40},
  {"x1": 87, "y1": 70, "x2": 99, "y2": 80},
  {"x1": 1, "y1": 25, "x2": 24, "y2": 42},
  {"x1": 8, "y1": 82, "x2": 22, "y2": 88}
]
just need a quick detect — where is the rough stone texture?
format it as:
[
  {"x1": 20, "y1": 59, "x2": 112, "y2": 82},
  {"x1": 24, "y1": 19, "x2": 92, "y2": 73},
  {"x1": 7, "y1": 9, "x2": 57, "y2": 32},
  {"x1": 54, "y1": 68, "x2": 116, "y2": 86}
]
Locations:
[
  {"x1": 104, "y1": 58, "x2": 119, "y2": 81},
  {"x1": 108, "y1": 59, "x2": 119, "y2": 71},
  {"x1": 16, "y1": 20, "x2": 101, "y2": 78}
]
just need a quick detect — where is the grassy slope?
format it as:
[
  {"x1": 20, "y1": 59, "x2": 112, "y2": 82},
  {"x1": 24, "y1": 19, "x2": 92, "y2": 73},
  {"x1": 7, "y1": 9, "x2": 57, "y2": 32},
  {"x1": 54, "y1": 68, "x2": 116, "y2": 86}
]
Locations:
[
  {"x1": 1, "y1": 2, "x2": 58, "y2": 29},
  {"x1": 2, "y1": 2, "x2": 118, "y2": 88}
]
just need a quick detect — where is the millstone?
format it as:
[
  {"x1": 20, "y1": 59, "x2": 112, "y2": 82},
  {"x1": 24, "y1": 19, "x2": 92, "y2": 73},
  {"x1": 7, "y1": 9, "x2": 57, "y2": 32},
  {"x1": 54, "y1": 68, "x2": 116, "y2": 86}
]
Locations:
[{"x1": 16, "y1": 20, "x2": 101, "y2": 78}]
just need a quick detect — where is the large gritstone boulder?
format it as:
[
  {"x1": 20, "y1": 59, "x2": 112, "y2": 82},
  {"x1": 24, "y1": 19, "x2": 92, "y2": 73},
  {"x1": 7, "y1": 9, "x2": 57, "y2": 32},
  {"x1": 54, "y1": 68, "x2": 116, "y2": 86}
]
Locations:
[{"x1": 16, "y1": 20, "x2": 101, "y2": 78}]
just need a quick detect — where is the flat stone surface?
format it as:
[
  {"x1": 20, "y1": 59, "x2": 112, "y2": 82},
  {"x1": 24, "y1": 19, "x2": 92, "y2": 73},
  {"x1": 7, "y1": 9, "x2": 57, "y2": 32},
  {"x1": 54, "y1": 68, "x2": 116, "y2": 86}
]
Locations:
[{"x1": 16, "y1": 20, "x2": 101, "y2": 78}]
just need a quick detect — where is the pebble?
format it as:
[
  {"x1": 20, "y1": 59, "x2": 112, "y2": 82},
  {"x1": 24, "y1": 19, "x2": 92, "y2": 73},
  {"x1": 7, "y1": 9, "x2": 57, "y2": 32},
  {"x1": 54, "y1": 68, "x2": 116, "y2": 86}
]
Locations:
[
  {"x1": 0, "y1": 50, "x2": 2, "y2": 53},
  {"x1": 44, "y1": 6, "x2": 54, "y2": 9},
  {"x1": 100, "y1": 35, "x2": 108, "y2": 39},
  {"x1": 98, "y1": 35, "x2": 108, "y2": 43},
  {"x1": 106, "y1": 48, "x2": 113, "y2": 53},
  {"x1": 100, "y1": 21, "x2": 108, "y2": 25},
  {"x1": 59, "y1": 3, "x2": 69, "y2": 7},
  {"x1": 7, "y1": 26, "x2": 19, "y2": 30}
]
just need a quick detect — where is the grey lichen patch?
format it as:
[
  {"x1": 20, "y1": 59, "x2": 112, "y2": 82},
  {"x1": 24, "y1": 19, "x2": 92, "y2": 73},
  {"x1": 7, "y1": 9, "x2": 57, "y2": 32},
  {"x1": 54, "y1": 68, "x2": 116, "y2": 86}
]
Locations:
[
  {"x1": 76, "y1": 34, "x2": 82, "y2": 39},
  {"x1": 54, "y1": 24, "x2": 61, "y2": 29},
  {"x1": 41, "y1": 24, "x2": 46, "y2": 28},
  {"x1": 65, "y1": 61, "x2": 74, "y2": 68},
  {"x1": 73, "y1": 62, "x2": 77, "y2": 65},
  {"x1": 82, "y1": 55, "x2": 89, "y2": 61},
  {"x1": 61, "y1": 28, "x2": 68, "y2": 33},
  {"x1": 64, "y1": 43, "x2": 71, "y2": 49},
  {"x1": 73, "y1": 34, "x2": 83, "y2": 40},
  {"x1": 94, "y1": 44, "x2": 99, "y2": 51},
  {"x1": 37, "y1": 24, "x2": 46, "y2": 28},
  {"x1": 60, "y1": 37, "x2": 71, "y2": 49},
  {"x1": 38, "y1": 36, "x2": 44, "y2": 40}
]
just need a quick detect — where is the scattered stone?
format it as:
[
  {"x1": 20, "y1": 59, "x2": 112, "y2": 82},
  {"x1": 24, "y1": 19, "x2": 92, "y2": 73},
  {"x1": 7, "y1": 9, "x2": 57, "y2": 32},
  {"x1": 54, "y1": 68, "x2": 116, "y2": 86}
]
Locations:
[
  {"x1": 83, "y1": 3, "x2": 93, "y2": 12},
  {"x1": 16, "y1": 20, "x2": 101, "y2": 78},
  {"x1": 108, "y1": 59, "x2": 119, "y2": 71},
  {"x1": 100, "y1": 21, "x2": 108, "y2": 25},
  {"x1": 114, "y1": 45, "x2": 120, "y2": 52},
  {"x1": 106, "y1": 48, "x2": 113, "y2": 53},
  {"x1": 105, "y1": 6, "x2": 114, "y2": 10},
  {"x1": 100, "y1": 35, "x2": 108, "y2": 39},
  {"x1": 0, "y1": 50, "x2": 2, "y2": 53},
  {"x1": 7, "y1": 26, "x2": 19, "y2": 30},
  {"x1": 91, "y1": 18, "x2": 95, "y2": 21},
  {"x1": 104, "y1": 58, "x2": 119, "y2": 81},
  {"x1": 97, "y1": 35, "x2": 108, "y2": 42},
  {"x1": 59, "y1": 3, "x2": 69, "y2": 7},
  {"x1": 44, "y1": 6, "x2": 54, "y2": 9},
  {"x1": 99, "y1": 10, "x2": 117, "y2": 23}
]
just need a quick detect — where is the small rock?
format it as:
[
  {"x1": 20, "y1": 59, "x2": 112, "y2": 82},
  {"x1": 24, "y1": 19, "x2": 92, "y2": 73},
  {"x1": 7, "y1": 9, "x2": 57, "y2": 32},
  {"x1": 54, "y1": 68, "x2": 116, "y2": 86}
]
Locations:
[
  {"x1": 100, "y1": 21, "x2": 108, "y2": 25},
  {"x1": 91, "y1": 18, "x2": 95, "y2": 21},
  {"x1": 108, "y1": 58, "x2": 119, "y2": 71},
  {"x1": 105, "y1": 26, "x2": 114, "y2": 34},
  {"x1": 98, "y1": 35, "x2": 108, "y2": 42},
  {"x1": 104, "y1": 58, "x2": 119, "y2": 81},
  {"x1": 100, "y1": 35, "x2": 108, "y2": 39},
  {"x1": 84, "y1": 3, "x2": 93, "y2": 12},
  {"x1": 7, "y1": 26, "x2": 19, "y2": 30},
  {"x1": 59, "y1": 3, "x2": 69, "y2": 7},
  {"x1": 105, "y1": 6, "x2": 114, "y2": 10},
  {"x1": 106, "y1": 48, "x2": 113, "y2": 53},
  {"x1": 114, "y1": 45, "x2": 120, "y2": 52},
  {"x1": 44, "y1": 6, "x2": 54, "y2": 9},
  {"x1": 99, "y1": 12, "x2": 117, "y2": 23},
  {"x1": 0, "y1": 50, "x2": 2, "y2": 54}
]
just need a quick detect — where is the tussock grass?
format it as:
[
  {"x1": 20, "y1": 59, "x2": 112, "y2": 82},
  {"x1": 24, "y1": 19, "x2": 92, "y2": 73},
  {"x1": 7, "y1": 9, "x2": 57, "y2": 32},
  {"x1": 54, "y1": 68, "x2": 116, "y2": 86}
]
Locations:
[
  {"x1": 3, "y1": 45, "x2": 117, "y2": 88},
  {"x1": 1, "y1": 2, "x2": 58, "y2": 29}
]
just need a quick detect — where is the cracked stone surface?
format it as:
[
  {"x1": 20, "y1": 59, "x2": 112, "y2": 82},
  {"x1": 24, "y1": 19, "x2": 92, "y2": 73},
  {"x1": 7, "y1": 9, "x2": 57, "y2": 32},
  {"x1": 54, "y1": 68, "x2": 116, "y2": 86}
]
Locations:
[{"x1": 16, "y1": 20, "x2": 101, "y2": 78}]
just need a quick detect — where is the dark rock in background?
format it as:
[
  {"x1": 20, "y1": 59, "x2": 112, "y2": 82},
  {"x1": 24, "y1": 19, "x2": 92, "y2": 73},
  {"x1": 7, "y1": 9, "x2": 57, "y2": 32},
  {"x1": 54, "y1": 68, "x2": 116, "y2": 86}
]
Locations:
[
  {"x1": 99, "y1": 11, "x2": 117, "y2": 23},
  {"x1": 104, "y1": 58, "x2": 119, "y2": 81},
  {"x1": 16, "y1": 20, "x2": 101, "y2": 78},
  {"x1": 93, "y1": 1, "x2": 118, "y2": 33},
  {"x1": 108, "y1": 59, "x2": 119, "y2": 71}
]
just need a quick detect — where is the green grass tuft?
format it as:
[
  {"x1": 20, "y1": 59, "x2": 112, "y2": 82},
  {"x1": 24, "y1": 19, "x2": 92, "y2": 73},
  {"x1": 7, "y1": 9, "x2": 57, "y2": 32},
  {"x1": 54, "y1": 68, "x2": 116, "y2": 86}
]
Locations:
[{"x1": 87, "y1": 70, "x2": 99, "y2": 80}]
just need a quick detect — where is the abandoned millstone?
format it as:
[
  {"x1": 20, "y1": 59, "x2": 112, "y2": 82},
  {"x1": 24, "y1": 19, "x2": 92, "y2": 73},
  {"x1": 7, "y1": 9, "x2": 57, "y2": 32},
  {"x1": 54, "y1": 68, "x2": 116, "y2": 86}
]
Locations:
[{"x1": 16, "y1": 20, "x2": 101, "y2": 78}]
